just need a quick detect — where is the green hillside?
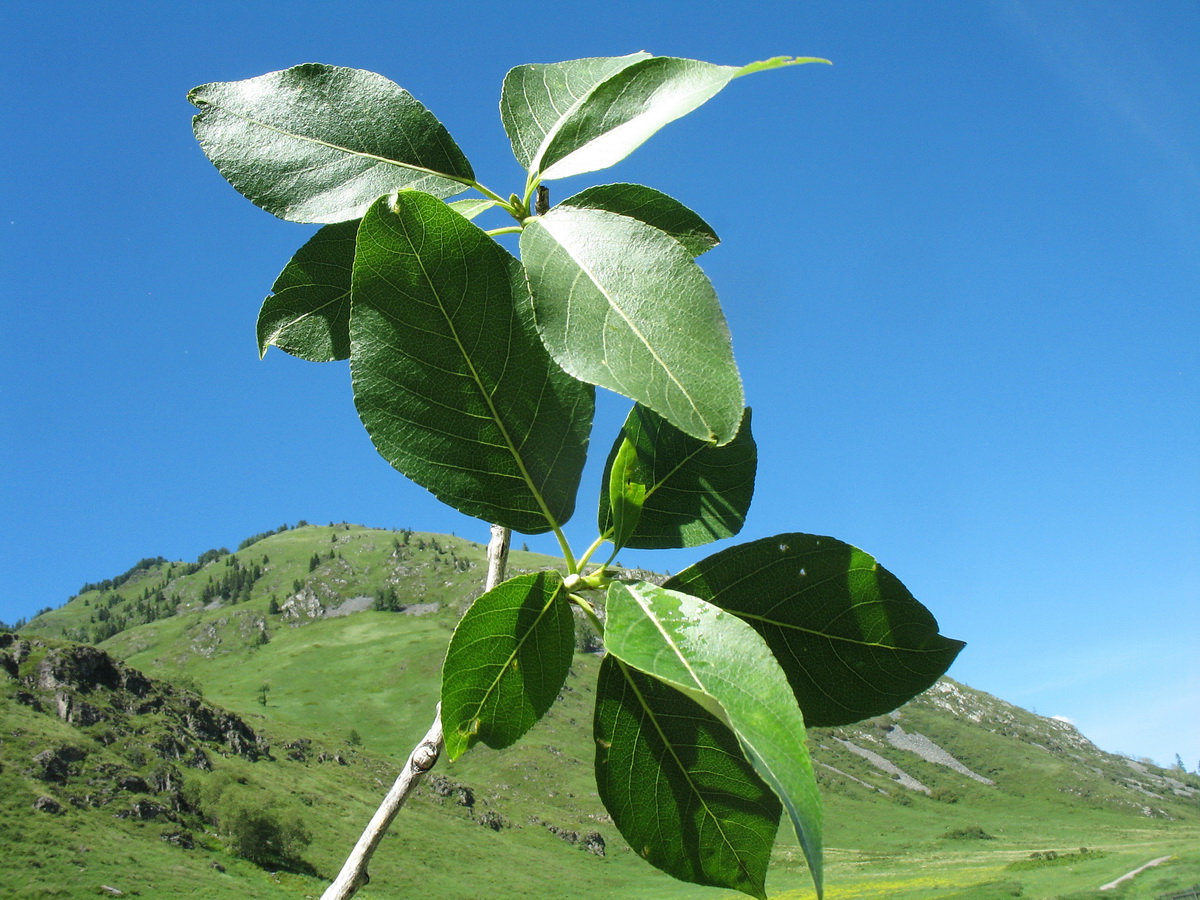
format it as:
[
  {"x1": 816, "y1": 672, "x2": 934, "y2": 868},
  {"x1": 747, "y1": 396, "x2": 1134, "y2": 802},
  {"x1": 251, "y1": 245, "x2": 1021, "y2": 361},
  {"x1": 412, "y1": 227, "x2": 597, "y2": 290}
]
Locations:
[{"x1": 7, "y1": 524, "x2": 1199, "y2": 899}]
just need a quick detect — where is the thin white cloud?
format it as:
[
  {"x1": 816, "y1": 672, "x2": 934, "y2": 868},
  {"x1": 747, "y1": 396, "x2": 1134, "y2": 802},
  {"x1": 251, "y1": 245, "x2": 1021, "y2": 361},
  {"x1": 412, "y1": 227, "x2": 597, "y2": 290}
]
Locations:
[{"x1": 993, "y1": 0, "x2": 1199, "y2": 188}]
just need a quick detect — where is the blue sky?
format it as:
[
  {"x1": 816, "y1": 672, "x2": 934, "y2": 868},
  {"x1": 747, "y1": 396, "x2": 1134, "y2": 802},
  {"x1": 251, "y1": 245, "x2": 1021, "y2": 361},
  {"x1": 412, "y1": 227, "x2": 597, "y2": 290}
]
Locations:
[{"x1": 3, "y1": 1, "x2": 1196, "y2": 768}]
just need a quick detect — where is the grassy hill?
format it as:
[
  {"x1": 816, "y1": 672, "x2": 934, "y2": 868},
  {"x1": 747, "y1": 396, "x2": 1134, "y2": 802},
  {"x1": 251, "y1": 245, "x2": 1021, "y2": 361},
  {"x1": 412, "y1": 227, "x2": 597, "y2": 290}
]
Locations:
[{"x1": 7, "y1": 523, "x2": 1199, "y2": 899}]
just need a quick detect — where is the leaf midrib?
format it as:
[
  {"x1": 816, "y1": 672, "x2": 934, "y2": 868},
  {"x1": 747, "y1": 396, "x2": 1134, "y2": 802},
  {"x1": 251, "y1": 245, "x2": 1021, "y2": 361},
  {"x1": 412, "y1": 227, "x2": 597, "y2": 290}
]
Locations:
[
  {"x1": 455, "y1": 579, "x2": 564, "y2": 738},
  {"x1": 267, "y1": 290, "x2": 348, "y2": 331},
  {"x1": 613, "y1": 657, "x2": 763, "y2": 895},
  {"x1": 622, "y1": 588, "x2": 821, "y2": 898},
  {"x1": 642, "y1": 443, "x2": 707, "y2": 506},
  {"x1": 526, "y1": 54, "x2": 649, "y2": 175},
  {"x1": 677, "y1": 556, "x2": 948, "y2": 652},
  {"x1": 544, "y1": 218, "x2": 709, "y2": 438},
  {"x1": 204, "y1": 106, "x2": 471, "y2": 188},
  {"x1": 732, "y1": 604, "x2": 953, "y2": 652},
  {"x1": 389, "y1": 202, "x2": 562, "y2": 532},
  {"x1": 627, "y1": 586, "x2": 706, "y2": 692},
  {"x1": 544, "y1": 63, "x2": 733, "y2": 175},
  {"x1": 530, "y1": 79, "x2": 604, "y2": 175}
]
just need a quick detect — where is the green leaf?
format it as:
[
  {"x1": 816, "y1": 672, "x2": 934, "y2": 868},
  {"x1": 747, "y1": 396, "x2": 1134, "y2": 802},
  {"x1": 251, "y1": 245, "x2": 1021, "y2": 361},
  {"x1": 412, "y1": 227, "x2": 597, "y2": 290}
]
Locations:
[
  {"x1": 606, "y1": 435, "x2": 645, "y2": 552},
  {"x1": 605, "y1": 581, "x2": 824, "y2": 896},
  {"x1": 447, "y1": 198, "x2": 500, "y2": 221},
  {"x1": 560, "y1": 183, "x2": 719, "y2": 256},
  {"x1": 350, "y1": 191, "x2": 593, "y2": 533},
  {"x1": 500, "y1": 53, "x2": 651, "y2": 174},
  {"x1": 664, "y1": 534, "x2": 966, "y2": 727},
  {"x1": 521, "y1": 206, "x2": 744, "y2": 445},
  {"x1": 257, "y1": 220, "x2": 356, "y2": 361},
  {"x1": 441, "y1": 572, "x2": 573, "y2": 760},
  {"x1": 509, "y1": 54, "x2": 829, "y2": 181},
  {"x1": 190, "y1": 64, "x2": 474, "y2": 224},
  {"x1": 599, "y1": 405, "x2": 756, "y2": 549},
  {"x1": 594, "y1": 655, "x2": 781, "y2": 899}
]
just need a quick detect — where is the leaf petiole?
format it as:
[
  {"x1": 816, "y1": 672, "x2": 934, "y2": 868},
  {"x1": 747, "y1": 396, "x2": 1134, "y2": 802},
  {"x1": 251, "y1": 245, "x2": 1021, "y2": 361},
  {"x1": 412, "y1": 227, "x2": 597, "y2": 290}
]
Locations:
[
  {"x1": 468, "y1": 179, "x2": 513, "y2": 210},
  {"x1": 567, "y1": 591, "x2": 605, "y2": 636},
  {"x1": 575, "y1": 532, "x2": 613, "y2": 572},
  {"x1": 548, "y1": 524, "x2": 578, "y2": 574}
]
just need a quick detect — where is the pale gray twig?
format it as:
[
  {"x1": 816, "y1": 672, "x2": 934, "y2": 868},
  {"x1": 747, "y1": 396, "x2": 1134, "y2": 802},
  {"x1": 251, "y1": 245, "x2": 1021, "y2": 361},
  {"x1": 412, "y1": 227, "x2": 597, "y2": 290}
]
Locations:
[{"x1": 320, "y1": 523, "x2": 512, "y2": 899}]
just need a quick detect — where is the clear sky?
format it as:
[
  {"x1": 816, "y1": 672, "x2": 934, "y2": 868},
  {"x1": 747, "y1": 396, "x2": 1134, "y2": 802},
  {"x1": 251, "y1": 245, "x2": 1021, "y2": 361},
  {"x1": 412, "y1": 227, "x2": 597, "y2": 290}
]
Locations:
[{"x1": 2, "y1": 1, "x2": 1196, "y2": 768}]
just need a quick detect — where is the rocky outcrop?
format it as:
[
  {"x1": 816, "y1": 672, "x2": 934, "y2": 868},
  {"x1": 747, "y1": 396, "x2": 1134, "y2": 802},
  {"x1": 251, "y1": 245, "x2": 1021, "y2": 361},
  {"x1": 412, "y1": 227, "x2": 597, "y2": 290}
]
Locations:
[
  {"x1": 2, "y1": 634, "x2": 280, "y2": 832},
  {"x1": 280, "y1": 589, "x2": 324, "y2": 620},
  {"x1": 32, "y1": 795, "x2": 64, "y2": 814},
  {"x1": 2, "y1": 635, "x2": 269, "y2": 766},
  {"x1": 545, "y1": 824, "x2": 606, "y2": 856},
  {"x1": 31, "y1": 745, "x2": 87, "y2": 783}
]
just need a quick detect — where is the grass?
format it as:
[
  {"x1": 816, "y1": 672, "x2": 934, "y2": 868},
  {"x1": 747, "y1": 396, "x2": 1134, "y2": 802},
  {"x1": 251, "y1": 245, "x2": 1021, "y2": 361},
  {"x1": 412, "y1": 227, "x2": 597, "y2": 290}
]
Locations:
[
  {"x1": 10, "y1": 524, "x2": 1199, "y2": 899},
  {"x1": 757, "y1": 841, "x2": 1200, "y2": 900},
  {"x1": 118, "y1": 603, "x2": 1200, "y2": 899}
]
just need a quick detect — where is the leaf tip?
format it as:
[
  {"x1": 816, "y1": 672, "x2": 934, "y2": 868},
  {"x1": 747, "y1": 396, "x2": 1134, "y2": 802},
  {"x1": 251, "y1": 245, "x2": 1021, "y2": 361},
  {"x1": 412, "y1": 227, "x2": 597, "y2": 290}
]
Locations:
[
  {"x1": 735, "y1": 56, "x2": 833, "y2": 78},
  {"x1": 256, "y1": 313, "x2": 275, "y2": 360},
  {"x1": 779, "y1": 55, "x2": 833, "y2": 67}
]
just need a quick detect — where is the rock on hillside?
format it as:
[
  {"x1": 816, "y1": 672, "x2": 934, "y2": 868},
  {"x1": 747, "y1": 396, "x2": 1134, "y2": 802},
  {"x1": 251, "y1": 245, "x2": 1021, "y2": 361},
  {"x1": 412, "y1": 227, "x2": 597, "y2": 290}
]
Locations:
[{"x1": 2, "y1": 633, "x2": 270, "y2": 820}]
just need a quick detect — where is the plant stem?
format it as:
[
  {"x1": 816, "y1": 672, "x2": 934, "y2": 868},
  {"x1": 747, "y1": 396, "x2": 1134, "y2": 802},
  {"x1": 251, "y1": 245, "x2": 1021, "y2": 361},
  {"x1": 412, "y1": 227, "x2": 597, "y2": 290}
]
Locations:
[
  {"x1": 319, "y1": 711, "x2": 444, "y2": 900},
  {"x1": 521, "y1": 174, "x2": 542, "y2": 215},
  {"x1": 485, "y1": 524, "x2": 511, "y2": 591},
  {"x1": 320, "y1": 524, "x2": 512, "y2": 900},
  {"x1": 485, "y1": 226, "x2": 524, "y2": 237}
]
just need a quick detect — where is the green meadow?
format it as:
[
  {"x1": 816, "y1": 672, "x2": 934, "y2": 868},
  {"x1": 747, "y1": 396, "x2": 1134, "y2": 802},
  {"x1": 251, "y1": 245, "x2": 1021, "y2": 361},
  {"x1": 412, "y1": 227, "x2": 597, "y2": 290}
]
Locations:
[{"x1": 7, "y1": 524, "x2": 1197, "y2": 899}]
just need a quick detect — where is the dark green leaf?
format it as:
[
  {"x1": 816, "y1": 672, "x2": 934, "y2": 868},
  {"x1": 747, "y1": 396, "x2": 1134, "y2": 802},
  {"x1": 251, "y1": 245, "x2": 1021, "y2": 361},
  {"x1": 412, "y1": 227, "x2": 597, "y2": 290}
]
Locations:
[
  {"x1": 606, "y1": 435, "x2": 645, "y2": 552},
  {"x1": 350, "y1": 191, "x2": 593, "y2": 533},
  {"x1": 500, "y1": 54, "x2": 651, "y2": 173},
  {"x1": 594, "y1": 655, "x2": 781, "y2": 899},
  {"x1": 559, "y1": 183, "x2": 719, "y2": 256},
  {"x1": 528, "y1": 55, "x2": 830, "y2": 180},
  {"x1": 665, "y1": 534, "x2": 966, "y2": 727},
  {"x1": 442, "y1": 572, "x2": 573, "y2": 760},
  {"x1": 521, "y1": 206, "x2": 744, "y2": 445},
  {"x1": 599, "y1": 405, "x2": 756, "y2": 549},
  {"x1": 257, "y1": 220, "x2": 356, "y2": 361},
  {"x1": 605, "y1": 581, "x2": 824, "y2": 896},
  {"x1": 190, "y1": 64, "x2": 473, "y2": 224}
]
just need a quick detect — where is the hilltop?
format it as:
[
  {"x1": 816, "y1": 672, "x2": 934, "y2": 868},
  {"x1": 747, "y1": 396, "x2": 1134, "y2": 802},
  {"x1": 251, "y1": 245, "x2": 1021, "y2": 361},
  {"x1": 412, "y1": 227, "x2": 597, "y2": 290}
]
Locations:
[{"x1": 6, "y1": 523, "x2": 1199, "y2": 899}]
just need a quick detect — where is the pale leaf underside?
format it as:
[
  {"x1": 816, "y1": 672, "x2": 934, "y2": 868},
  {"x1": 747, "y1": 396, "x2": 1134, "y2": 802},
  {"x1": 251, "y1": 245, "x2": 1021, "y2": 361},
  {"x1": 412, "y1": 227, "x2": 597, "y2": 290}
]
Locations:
[
  {"x1": 191, "y1": 64, "x2": 474, "y2": 223},
  {"x1": 521, "y1": 206, "x2": 744, "y2": 445}
]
